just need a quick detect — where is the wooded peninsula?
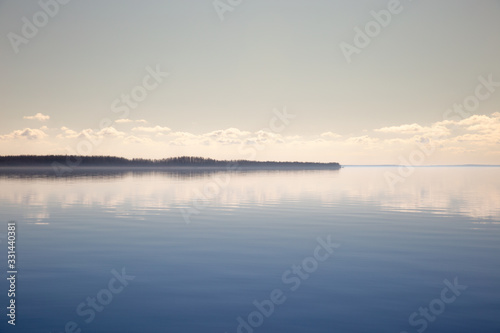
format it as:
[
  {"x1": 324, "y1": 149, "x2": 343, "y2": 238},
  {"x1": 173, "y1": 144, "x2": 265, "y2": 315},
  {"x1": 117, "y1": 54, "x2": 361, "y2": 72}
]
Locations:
[{"x1": 0, "y1": 155, "x2": 341, "y2": 170}]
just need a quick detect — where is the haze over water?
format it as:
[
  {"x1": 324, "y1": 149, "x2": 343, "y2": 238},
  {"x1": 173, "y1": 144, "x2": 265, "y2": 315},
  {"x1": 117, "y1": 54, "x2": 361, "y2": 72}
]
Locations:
[{"x1": 0, "y1": 167, "x2": 499, "y2": 332}]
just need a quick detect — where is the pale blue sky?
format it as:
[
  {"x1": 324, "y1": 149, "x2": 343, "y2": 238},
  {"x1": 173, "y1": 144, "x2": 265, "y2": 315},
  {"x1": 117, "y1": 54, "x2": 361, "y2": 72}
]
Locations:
[{"x1": 1, "y1": 0, "x2": 499, "y2": 163}]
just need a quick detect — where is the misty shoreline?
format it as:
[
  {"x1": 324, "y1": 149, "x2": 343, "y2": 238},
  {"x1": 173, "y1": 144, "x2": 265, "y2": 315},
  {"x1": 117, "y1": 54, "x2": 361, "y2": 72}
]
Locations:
[{"x1": 0, "y1": 155, "x2": 341, "y2": 171}]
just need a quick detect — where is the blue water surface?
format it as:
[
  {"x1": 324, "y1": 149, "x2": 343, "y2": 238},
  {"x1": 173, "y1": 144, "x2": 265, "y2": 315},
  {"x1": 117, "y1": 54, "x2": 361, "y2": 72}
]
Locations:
[{"x1": 0, "y1": 167, "x2": 499, "y2": 333}]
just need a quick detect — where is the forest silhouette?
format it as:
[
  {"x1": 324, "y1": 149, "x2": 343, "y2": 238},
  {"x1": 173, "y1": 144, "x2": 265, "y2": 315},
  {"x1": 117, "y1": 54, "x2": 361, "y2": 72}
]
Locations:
[{"x1": 0, "y1": 155, "x2": 341, "y2": 169}]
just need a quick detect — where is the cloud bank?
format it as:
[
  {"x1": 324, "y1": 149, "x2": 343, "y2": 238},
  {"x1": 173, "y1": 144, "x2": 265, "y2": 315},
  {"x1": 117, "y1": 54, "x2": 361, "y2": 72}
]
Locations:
[{"x1": 1, "y1": 112, "x2": 499, "y2": 164}]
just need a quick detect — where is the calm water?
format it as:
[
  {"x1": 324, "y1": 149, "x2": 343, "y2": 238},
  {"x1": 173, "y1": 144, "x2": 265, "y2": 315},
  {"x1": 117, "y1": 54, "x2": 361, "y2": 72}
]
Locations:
[{"x1": 0, "y1": 167, "x2": 499, "y2": 333}]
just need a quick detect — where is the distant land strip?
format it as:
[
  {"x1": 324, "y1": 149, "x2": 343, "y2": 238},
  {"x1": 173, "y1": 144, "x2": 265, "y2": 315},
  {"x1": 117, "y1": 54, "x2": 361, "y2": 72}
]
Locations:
[{"x1": 0, "y1": 155, "x2": 341, "y2": 170}]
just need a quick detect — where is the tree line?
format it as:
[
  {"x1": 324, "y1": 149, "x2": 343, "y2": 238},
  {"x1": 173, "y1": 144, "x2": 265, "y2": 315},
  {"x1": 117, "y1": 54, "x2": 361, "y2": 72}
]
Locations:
[{"x1": 0, "y1": 155, "x2": 340, "y2": 168}]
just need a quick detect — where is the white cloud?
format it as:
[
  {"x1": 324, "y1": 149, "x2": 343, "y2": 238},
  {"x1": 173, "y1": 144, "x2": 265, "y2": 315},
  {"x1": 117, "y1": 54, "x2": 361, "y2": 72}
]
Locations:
[
  {"x1": 0, "y1": 128, "x2": 48, "y2": 140},
  {"x1": 321, "y1": 132, "x2": 342, "y2": 139},
  {"x1": 346, "y1": 135, "x2": 379, "y2": 145},
  {"x1": 58, "y1": 126, "x2": 125, "y2": 140},
  {"x1": 204, "y1": 128, "x2": 251, "y2": 139},
  {"x1": 132, "y1": 126, "x2": 171, "y2": 133},
  {"x1": 97, "y1": 127, "x2": 125, "y2": 138},
  {"x1": 168, "y1": 132, "x2": 199, "y2": 146},
  {"x1": 375, "y1": 123, "x2": 424, "y2": 134},
  {"x1": 203, "y1": 128, "x2": 252, "y2": 145},
  {"x1": 23, "y1": 113, "x2": 50, "y2": 121},
  {"x1": 124, "y1": 136, "x2": 153, "y2": 144},
  {"x1": 458, "y1": 112, "x2": 500, "y2": 134},
  {"x1": 2, "y1": 112, "x2": 500, "y2": 164},
  {"x1": 60, "y1": 126, "x2": 78, "y2": 137},
  {"x1": 375, "y1": 123, "x2": 450, "y2": 137},
  {"x1": 115, "y1": 119, "x2": 148, "y2": 124},
  {"x1": 251, "y1": 130, "x2": 284, "y2": 144}
]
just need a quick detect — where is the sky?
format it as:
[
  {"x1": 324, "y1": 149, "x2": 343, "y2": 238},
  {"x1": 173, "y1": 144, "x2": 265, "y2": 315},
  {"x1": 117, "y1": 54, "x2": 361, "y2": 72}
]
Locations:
[{"x1": 0, "y1": 0, "x2": 499, "y2": 164}]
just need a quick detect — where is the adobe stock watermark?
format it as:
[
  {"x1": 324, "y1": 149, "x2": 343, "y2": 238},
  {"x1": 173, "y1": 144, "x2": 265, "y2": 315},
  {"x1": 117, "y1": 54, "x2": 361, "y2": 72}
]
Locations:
[
  {"x1": 400, "y1": 277, "x2": 467, "y2": 333},
  {"x1": 51, "y1": 65, "x2": 169, "y2": 176},
  {"x1": 50, "y1": 267, "x2": 135, "y2": 333},
  {"x1": 179, "y1": 107, "x2": 295, "y2": 224},
  {"x1": 7, "y1": 0, "x2": 72, "y2": 54},
  {"x1": 213, "y1": 0, "x2": 243, "y2": 21},
  {"x1": 442, "y1": 74, "x2": 499, "y2": 121},
  {"x1": 385, "y1": 73, "x2": 500, "y2": 190},
  {"x1": 339, "y1": 0, "x2": 415, "y2": 64},
  {"x1": 228, "y1": 235, "x2": 340, "y2": 333},
  {"x1": 110, "y1": 65, "x2": 169, "y2": 120}
]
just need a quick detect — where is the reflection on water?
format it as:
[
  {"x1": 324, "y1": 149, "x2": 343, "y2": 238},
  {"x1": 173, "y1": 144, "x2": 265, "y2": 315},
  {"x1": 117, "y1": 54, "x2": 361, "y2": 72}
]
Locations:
[
  {"x1": 1, "y1": 167, "x2": 499, "y2": 221},
  {"x1": 0, "y1": 167, "x2": 499, "y2": 333},
  {"x1": 0, "y1": 166, "x2": 253, "y2": 180}
]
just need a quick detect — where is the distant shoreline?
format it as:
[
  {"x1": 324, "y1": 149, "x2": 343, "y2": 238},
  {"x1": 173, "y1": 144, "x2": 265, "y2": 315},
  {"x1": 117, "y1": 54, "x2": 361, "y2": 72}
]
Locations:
[
  {"x1": 0, "y1": 155, "x2": 341, "y2": 171},
  {"x1": 0, "y1": 165, "x2": 342, "y2": 171}
]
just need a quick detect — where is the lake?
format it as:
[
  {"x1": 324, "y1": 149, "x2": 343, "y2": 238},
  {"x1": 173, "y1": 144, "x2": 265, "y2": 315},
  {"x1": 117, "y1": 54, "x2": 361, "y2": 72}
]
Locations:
[{"x1": 0, "y1": 167, "x2": 499, "y2": 333}]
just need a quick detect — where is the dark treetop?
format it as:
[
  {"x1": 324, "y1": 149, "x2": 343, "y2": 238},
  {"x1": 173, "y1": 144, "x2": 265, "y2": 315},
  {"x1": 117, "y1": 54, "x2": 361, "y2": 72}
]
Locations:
[{"x1": 0, "y1": 155, "x2": 341, "y2": 169}]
